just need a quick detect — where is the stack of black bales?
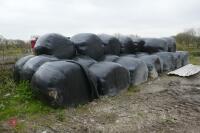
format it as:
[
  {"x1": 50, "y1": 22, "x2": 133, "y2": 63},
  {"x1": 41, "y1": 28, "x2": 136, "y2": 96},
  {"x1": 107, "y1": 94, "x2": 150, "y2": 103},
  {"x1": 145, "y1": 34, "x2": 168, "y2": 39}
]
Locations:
[{"x1": 14, "y1": 33, "x2": 189, "y2": 107}]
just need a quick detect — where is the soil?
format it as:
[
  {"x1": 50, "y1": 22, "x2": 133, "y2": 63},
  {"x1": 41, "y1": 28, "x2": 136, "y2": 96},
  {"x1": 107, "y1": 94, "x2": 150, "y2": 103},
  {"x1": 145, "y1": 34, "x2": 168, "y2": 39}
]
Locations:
[{"x1": 1, "y1": 73, "x2": 200, "y2": 133}]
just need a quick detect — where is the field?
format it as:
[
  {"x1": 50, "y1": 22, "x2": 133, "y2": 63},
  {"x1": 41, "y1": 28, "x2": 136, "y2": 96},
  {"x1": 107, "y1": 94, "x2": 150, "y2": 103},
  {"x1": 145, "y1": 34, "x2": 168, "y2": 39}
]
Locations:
[{"x1": 0, "y1": 43, "x2": 200, "y2": 132}]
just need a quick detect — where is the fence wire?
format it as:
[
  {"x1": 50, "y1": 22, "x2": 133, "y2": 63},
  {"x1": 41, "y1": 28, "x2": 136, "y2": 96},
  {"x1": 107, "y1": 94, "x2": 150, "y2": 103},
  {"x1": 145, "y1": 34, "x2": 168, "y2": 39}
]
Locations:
[{"x1": 0, "y1": 40, "x2": 32, "y2": 69}]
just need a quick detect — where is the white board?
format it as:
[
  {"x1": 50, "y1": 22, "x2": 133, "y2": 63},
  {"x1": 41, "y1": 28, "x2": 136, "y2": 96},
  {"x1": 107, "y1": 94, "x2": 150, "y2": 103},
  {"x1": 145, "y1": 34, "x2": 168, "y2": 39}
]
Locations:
[{"x1": 168, "y1": 64, "x2": 200, "y2": 77}]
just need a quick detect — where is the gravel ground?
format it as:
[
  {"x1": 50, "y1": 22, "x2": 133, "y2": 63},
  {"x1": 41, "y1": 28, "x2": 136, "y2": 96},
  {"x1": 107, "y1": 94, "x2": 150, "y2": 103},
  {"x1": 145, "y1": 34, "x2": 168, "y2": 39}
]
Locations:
[{"x1": 1, "y1": 73, "x2": 200, "y2": 133}]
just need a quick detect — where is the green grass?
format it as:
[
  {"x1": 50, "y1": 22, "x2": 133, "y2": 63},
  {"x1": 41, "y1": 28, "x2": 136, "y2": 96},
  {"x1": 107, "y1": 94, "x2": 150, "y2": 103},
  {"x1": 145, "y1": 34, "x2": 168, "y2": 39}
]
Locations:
[
  {"x1": 177, "y1": 44, "x2": 200, "y2": 65},
  {"x1": 189, "y1": 55, "x2": 200, "y2": 65},
  {"x1": 0, "y1": 68, "x2": 56, "y2": 121},
  {"x1": 0, "y1": 47, "x2": 26, "y2": 56}
]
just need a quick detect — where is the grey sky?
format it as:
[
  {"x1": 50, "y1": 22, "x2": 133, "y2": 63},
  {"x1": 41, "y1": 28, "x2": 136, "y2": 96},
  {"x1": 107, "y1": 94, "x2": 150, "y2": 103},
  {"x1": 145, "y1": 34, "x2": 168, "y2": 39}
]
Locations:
[{"x1": 0, "y1": 0, "x2": 200, "y2": 40}]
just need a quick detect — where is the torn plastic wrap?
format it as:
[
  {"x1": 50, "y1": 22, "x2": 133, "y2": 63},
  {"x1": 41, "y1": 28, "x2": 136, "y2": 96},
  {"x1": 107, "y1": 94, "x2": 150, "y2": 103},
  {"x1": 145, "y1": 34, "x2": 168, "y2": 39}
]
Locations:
[
  {"x1": 31, "y1": 61, "x2": 99, "y2": 107},
  {"x1": 98, "y1": 34, "x2": 121, "y2": 55},
  {"x1": 162, "y1": 37, "x2": 176, "y2": 52},
  {"x1": 20, "y1": 55, "x2": 58, "y2": 81},
  {"x1": 73, "y1": 56, "x2": 97, "y2": 67},
  {"x1": 114, "y1": 56, "x2": 148, "y2": 85},
  {"x1": 14, "y1": 55, "x2": 35, "y2": 82},
  {"x1": 88, "y1": 62, "x2": 130, "y2": 96},
  {"x1": 154, "y1": 52, "x2": 175, "y2": 71},
  {"x1": 71, "y1": 33, "x2": 104, "y2": 61},
  {"x1": 34, "y1": 33, "x2": 75, "y2": 59},
  {"x1": 100, "y1": 55, "x2": 120, "y2": 62},
  {"x1": 117, "y1": 35, "x2": 138, "y2": 53},
  {"x1": 141, "y1": 38, "x2": 168, "y2": 53},
  {"x1": 138, "y1": 55, "x2": 163, "y2": 79},
  {"x1": 176, "y1": 51, "x2": 189, "y2": 66}
]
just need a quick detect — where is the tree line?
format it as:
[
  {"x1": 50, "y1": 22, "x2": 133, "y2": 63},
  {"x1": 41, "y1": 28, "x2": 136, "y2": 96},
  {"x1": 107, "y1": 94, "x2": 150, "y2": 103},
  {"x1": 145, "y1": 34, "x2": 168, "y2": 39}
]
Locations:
[{"x1": 175, "y1": 28, "x2": 200, "y2": 48}]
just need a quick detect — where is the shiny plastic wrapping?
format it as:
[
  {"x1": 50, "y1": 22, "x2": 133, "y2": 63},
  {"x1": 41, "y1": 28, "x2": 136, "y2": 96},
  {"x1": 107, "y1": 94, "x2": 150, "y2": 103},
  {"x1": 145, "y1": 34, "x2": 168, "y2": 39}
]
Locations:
[
  {"x1": 142, "y1": 38, "x2": 168, "y2": 53},
  {"x1": 34, "y1": 33, "x2": 75, "y2": 59},
  {"x1": 114, "y1": 57, "x2": 148, "y2": 85},
  {"x1": 88, "y1": 62, "x2": 130, "y2": 96},
  {"x1": 71, "y1": 33, "x2": 104, "y2": 61},
  {"x1": 98, "y1": 34, "x2": 121, "y2": 55},
  {"x1": 14, "y1": 55, "x2": 35, "y2": 82},
  {"x1": 31, "y1": 61, "x2": 99, "y2": 107},
  {"x1": 138, "y1": 55, "x2": 163, "y2": 79}
]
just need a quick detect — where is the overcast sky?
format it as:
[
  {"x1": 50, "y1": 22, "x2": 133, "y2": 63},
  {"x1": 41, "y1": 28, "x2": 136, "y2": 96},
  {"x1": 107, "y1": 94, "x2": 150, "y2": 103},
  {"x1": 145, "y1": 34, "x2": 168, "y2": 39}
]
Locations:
[{"x1": 0, "y1": 0, "x2": 200, "y2": 40}]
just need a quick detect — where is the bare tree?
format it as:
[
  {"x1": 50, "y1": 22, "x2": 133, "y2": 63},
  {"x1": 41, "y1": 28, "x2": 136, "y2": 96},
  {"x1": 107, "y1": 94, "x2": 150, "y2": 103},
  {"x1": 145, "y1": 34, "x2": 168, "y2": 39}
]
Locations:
[{"x1": 176, "y1": 28, "x2": 200, "y2": 48}]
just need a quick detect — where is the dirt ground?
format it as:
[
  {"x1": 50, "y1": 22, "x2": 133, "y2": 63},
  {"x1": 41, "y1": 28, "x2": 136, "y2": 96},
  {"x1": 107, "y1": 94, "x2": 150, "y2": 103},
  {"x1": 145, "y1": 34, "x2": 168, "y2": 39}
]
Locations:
[{"x1": 1, "y1": 73, "x2": 200, "y2": 133}]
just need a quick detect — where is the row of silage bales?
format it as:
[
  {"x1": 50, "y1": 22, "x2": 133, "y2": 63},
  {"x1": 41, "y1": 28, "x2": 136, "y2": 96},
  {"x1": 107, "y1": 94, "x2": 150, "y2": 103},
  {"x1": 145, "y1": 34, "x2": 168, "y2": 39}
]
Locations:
[
  {"x1": 70, "y1": 33, "x2": 148, "y2": 91},
  {"x1": 70, "y1": 33, "x2": 130, "y2": 96},
  {"x1": 14, "y1": 33, "x2": 189, "y2": 107},
  {"x1": 97, "y1": 34, "x2": 148, "y2": 85}
]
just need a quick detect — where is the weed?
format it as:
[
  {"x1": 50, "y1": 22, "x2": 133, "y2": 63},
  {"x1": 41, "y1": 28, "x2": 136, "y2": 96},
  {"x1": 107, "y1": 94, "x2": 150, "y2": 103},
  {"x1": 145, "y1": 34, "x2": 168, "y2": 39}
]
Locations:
[
  {"x1": 128, "y1": 86, "x2": 140, "y2": 93},
  {"x1": 56, "y1": 110, "x2": 65, "y2": 122},
  {"x1": 0, "y1": 69, "x2": 54, "y2": 121},
  {"x1": 14, "y1": 121, "x2": 26, "y2": 133}
]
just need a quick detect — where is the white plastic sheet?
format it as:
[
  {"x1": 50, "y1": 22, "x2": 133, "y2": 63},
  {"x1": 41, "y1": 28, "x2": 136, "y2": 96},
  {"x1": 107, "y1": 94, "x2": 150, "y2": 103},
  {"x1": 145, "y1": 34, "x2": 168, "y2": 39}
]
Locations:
[{"x1": 168, "y1": 64, "x2": 200, "y2": 77}]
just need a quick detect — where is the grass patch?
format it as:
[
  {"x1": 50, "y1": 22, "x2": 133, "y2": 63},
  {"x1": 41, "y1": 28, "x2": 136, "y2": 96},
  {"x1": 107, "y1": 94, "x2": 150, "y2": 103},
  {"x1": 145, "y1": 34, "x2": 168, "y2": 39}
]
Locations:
[
  {"x1": 177, "y1": 44, "x2": 200, "y2": 65},
  {"x1": 0, "y1": 68, "x2": 55, "y2": 121},
  {"x1": 128, "y1": 86, "x2": 140, "y2": 93},
  {"x1": 124, "y1": 86, "x2": 141, "y2": 96},
  {"x1": 189, "y1": 55, "x2": 200, "y2": 65}
]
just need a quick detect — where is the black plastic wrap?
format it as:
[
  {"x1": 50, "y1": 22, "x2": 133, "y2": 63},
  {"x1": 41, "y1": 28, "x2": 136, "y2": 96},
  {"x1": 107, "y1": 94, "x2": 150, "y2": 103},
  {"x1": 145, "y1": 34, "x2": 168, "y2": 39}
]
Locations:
[
  {"x1": 98, "y1": 34, "x2": 121, "y2": 55},
  {"x1": 172, "y1": 52, "x2": 182, "y2": 69},
  {"x1": 114, "y1": 57, "x2": 148, "y2": 85},
  {"x1": 20, "y1": 55, "x2": 58, "y2": 81},
  {"x1": 31, "y1": 61, "x2": 99, "y2": 107},
  {"x1": 14, "y1": 55, "x2": 35, "y2": 82},
  {"x1": 117, "y1": 35, "x2": 138, "y2": 53},
  {"x1": 89, "y1": 62, "x2": 130, "y2": 96},
  {"x1": 162, "y1": 37, "x2": 176, "y2": 52},
  {"x1": 71, "y1": 33, "x2": 104, "y2": 60},
  {"x1": 138, "y1": 55, "x2": 163, "y2": 79},
  {"x1": 141, "y1": 38, "x2": 168, "y2": 53},
  {"x1": 154, "y1": 52, "x2": 175, "y2": 71},
  {"x1": 101, "y1": 55, "x2": 120, "y2": 62},
  {"x1": 34, "y1": 33, "x2": 75, "y2": 59},
  {"x1": 135, "y1": 52, "x2": 149, "y2": 57},
  {"x1": 131, "y1": 38, "x2": 145, "y2": 52},
  {"x1": 120, "y1": 54, "x2": 136, "y2": 58},
  {"x1": 73, "y1": 56, "x2": 97, "y2": 67},
  {"x1": 176, "y1": 51, "x2": 189, "y2": 66}
]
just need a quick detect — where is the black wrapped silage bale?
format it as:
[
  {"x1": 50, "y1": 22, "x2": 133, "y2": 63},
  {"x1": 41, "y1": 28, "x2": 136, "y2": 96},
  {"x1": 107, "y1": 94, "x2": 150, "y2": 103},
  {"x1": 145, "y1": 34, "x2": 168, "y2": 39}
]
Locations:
[
  {"x1": 14, "y1": 55, "x2": 35, "y2": 82},
  {"x1": 162, "y1": 37, "x2": 176, "y2": 52},
  {"x1": 20, "y1": 55, "x2": 58, "y2": 81},
  {"x1": 34, "y1": 33, "x2": 76, "y2": 59},
  {"x1": 141, "y1": 38, "x2": 168, "y2": 53},
  {"x1": 154, "y1": 52, "x2": 175, "y2": 71},
  {"x1": 117, "y1": 35, "x2": 138, "y2": 53},
  {"x1": 98, "y1": 34, "x2": 121, "y2": 55},
  {"x1": 172, "y1": 52, "x2": 182, "y2": 69},
  {"x1": 114, "y1": 56, "x2": 148, "y2": 85},
  {"x1": 138, "y1": 55, "x2": 163, "y2": 79},
  {"x1": 31, "y1": 61, "x2": 99, "y2": 107},
  {"x1": 71, "y1": 33, "x2": 104, "y2": 61},
  {"x1": 88, "y1": 62, "x2": 130, "y2": 96}
]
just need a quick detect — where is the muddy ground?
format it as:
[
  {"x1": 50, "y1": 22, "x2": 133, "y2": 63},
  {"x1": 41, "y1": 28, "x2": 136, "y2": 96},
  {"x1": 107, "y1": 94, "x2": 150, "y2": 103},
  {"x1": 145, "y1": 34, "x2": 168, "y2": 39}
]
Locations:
[{"x1": 1, "y1": 73, "x2": 200, "y2": 133}]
